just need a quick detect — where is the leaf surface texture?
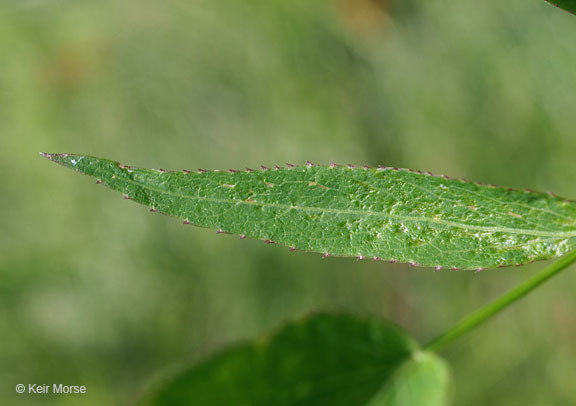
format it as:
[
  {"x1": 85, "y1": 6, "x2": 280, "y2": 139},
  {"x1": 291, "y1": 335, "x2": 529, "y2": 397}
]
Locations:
[{"x1": 44, "y1": 153, "x2": 576, "y2": 270}]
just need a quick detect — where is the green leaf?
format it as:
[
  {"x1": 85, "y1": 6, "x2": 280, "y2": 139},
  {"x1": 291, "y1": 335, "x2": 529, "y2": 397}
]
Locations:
[
  {"x1": 138, "y1": 314, "x2": 448, "y2": 406},
  {"x1": 368, "y1": 352, "x2": 450, "y2": 406},
  {"x1": 546, "y1": 0, "x2": 576, "y2": 14},
  {"x1": 43, "y1": 153, "x2": 576, "y2": 270}
]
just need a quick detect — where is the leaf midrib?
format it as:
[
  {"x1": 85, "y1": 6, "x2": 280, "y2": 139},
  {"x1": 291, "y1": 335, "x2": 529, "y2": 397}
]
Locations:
[{"x1": 118, "y1": 175, "x2": 576, "y2": 239}]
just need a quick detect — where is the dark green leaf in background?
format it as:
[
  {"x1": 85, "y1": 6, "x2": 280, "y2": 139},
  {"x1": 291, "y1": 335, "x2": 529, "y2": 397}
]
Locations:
[
  {"x1": 546, "y1": 0, "x2": 576, "y2": 14},
  {"x1": 43, "y1": 153, "x2": 576, "y2": 270},
  {"x1": 139, "y1": 314, "x2": 449, "y2": 406}
]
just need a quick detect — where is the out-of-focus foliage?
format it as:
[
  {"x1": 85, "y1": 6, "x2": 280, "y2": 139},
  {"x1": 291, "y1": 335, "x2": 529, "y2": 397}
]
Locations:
[
  {"x1": 140, "y1": 313, "x2": 448, "y2": 406},
  {"x1": 2, "y1": 0, "x2": 576, "y2": 405},
  {"x1": 368, "y1": 351, "x2": 450, "y2": 406}
]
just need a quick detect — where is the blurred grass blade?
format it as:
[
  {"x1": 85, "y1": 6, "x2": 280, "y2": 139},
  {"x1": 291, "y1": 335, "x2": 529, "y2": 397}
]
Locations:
[
  {"x1": 546, "y1": 0, "x2": 576, "y2": 14},
  {"x1": 43, "y1": 153, "x2": 576, "y2": 270},
  {"x1": 138, "y1": 313, "x2": 448, "y2": 406},
  {"x1": 368, "y1": 352, "x2": 450, "y2": 406}
]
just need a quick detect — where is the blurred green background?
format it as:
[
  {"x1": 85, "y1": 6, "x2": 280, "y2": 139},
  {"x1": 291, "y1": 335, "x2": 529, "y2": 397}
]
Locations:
[{"x1": 2, "y1": 0, "x2": 576, "y2": 404}]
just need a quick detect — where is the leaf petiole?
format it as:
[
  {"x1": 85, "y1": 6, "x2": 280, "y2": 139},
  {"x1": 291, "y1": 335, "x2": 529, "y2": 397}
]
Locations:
[{"x1": 425, "y1": 249, "x2": 576, "y2": 352}]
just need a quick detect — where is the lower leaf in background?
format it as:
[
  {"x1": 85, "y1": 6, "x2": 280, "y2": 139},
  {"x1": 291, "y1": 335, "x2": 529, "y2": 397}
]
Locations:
[
  {"x1": 139, "y1": 314, "x2": 450, "y2": 406},
  {"x1": 368, "y1": 352, "x2": 449, "y2": 406}
]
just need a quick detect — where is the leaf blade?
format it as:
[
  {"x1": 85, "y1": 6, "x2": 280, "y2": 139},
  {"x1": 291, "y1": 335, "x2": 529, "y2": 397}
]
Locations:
[
  {"x1": 43, "y1": 153, "x2": 576, "y2": 270},
  {"x1": 545, "y1": 0, "x2": 576, "y2": 14},
  {"x1": 138, "y1": 314, "x2": 434, "y2": 406},
  {"x1": 368, "y1": 352, "x2": 450, "y2": 406}
]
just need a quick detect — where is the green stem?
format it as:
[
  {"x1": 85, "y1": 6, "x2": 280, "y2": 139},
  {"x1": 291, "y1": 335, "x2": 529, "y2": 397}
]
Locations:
[{"x1": 425, "y1": 250, "x2": 576, "y2": 353}]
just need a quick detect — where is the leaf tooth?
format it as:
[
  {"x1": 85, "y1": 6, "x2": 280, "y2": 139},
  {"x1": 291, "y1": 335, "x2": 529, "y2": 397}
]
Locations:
[{"x1": 118, "y1": 163, "x2": 134, "y2": 171}]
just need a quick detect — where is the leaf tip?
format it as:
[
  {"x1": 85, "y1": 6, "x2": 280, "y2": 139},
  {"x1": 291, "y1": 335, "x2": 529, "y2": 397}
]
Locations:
[{"x1": 40, "y1": 152, "x2": 68, "y2": 161}]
